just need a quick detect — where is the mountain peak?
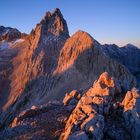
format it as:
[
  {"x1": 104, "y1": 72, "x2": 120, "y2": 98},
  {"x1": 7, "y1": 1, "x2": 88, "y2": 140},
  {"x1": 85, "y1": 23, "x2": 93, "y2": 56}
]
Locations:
[
  {"x1": 52, "y1": 8, "x2": 62, "y2": 15},
  {"x1": 54, "y1": 30, "x2": 95, "y2": 75},
  {"x1": 68, "y1": 30, "x2": 94, "y2": 48},
  {"x1": 42, "y1": 8, "x2": 62, "y2": 22},
  {"x1": 73, "y1": 30, "x2": 93, "y2": 38},
  {"x1": 124, "y1": 43, "x2": 138, "y2": 49},
  {"x1": 0, "y1": 26, "x2": 26, "y2": 42},
  {"x1": 38, "y1": 8, "x2": 69, "y2": 37}
]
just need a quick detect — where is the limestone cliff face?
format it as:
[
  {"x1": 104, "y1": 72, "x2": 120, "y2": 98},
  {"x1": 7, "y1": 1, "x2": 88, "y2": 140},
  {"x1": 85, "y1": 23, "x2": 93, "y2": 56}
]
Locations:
[
  {"x1": 60, "y1": 72, "x2": 118, "y2": 140},
  {"x1": 60, "y1": 73, "x2": 139, "y2": 140},
  {"x1": 0, "y1": 8, "x2": 69, "y2": 111},
  {"x1": 7, "y1": 29, "x2": 136, "y2": 123},
  {"x1": 122, "y1": 88, "x2": 140, "y2": 140},
  {"x1": 6, "y1": 30, "x2": 136, "y2": 113},
  {"x1": 0, "y1": 8, "x2": 139, "y2": 140},
  {"x1": 47, "y1": 31, "x2": 136, "y2": 101}
]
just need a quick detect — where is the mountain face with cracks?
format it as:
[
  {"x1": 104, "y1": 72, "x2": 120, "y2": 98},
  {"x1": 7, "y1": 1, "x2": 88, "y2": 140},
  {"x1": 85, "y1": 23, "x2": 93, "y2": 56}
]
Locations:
[{"x1": 0, "y1": 8, "x2": 140, "y2": 140}]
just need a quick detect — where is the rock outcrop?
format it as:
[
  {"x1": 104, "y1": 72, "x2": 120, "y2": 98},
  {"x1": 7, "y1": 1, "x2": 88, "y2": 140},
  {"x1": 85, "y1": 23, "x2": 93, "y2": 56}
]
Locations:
[
  {"x1": 0, "y1": 101, "x2": 71, "y2": 140},
  {"x1": 0, "y1": 8, "x2": 69, "y2": 111},
  {"x1": 60, "y1": 72, "x2": 122, "y2": 140},
  {"x1": 48, "y1": 31, "x2": 136, "y2": 101},
  {"x1": 122, "y1": 88, "x2": 140, "y2": 139},
  {"x1": 63, "y1": 90, "x2": 81, "y2": 106},
  {"x1": 0, "y1": 71, "x2": 139, "y2": 140},
  {"x1": 0, "y1": 8, "x2": 69, "y2": 130},
  {"x1": 60, "y1": 72, "x2": 140, "y2": 140},
  {"x1": 0, "y1": 8, "x2": 140, "y2": 140}
]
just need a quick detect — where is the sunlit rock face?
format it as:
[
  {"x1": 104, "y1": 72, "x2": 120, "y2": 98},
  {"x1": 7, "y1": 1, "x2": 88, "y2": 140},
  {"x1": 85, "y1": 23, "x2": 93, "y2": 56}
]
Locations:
[
  {"x1": 0, "y1": 8, "x2": 140, "y2": 140},
  {"x1": 48, "y1": 30, "x2": 136, "y2": 101},
  {"x1": 0, "y1": 8, "x2": 69, "y2": 129},
  {"x1": 122, "y1": 88, "x2": 140, "y2": 140},
  {"x1": 0, "y1": 8, "x2": 69, "y2": 111},
  {"x1": 60, "y1": 73, "x2": 140, "y2": 140},
  {"x1": 60, "y1": 72, "x2": 120, "y2": 140},
  {"x1": 0, "y1": 72, "x2": 139, "y2": 139},
  {"x1": 63, "y1": 90, "x2": 81, "y2": 106}
]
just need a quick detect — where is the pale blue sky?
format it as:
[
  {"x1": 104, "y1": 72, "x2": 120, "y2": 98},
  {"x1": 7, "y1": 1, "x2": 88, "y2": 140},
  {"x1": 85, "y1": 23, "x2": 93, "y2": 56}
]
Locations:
[{"x1": 0, "y1": 0, "x2": 140, "y2": 47}]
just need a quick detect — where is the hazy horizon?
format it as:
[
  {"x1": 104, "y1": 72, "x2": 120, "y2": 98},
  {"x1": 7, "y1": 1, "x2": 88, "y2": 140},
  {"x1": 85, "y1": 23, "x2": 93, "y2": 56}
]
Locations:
[{"x1": 0, "y1": 0, "x2": 140, "y2": 47}]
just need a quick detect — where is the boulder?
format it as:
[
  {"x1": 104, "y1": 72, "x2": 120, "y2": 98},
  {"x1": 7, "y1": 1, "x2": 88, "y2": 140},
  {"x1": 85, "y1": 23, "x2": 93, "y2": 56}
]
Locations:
[
  {"x1": 122, "y1": 88, "x2": 140, "y2": 140},
  {"x1": 63, "y1": 90, "x2": 81, "y2": 106}
]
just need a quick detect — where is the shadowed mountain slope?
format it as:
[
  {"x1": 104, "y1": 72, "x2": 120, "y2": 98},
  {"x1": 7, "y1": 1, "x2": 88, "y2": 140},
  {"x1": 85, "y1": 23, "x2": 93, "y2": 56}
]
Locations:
[{"x1": 0, "y1": 8, "x2": 139, "y2": 140}]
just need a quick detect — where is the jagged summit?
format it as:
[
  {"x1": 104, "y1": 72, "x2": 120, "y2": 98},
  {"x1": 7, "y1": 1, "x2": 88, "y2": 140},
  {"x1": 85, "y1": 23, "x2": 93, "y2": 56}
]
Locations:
[
  {"x1": 0, "y1": 9, "x2": 70, "y2": 111},
  {"x1": 0, "y1": 7, "x2": 140, "y2": 140},
  {"x1": 52, "y1": 8, "x2": 63, "y2": 17},
  {"x1": 42, "y1": 8, "x2": 62, "y2": 20},
  {"x1": 34, "y1": 8, "x2": 69, "y2": 37}
]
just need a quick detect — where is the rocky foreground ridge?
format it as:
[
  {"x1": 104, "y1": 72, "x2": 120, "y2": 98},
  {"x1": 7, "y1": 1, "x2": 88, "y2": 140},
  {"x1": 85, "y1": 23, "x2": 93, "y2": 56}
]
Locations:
[
  {"x1": 0, "y1": 72, "x2": 140, "y2": 140},
  {"x1": 0, "y1": 8, "x2": 140, "y2": 140}
]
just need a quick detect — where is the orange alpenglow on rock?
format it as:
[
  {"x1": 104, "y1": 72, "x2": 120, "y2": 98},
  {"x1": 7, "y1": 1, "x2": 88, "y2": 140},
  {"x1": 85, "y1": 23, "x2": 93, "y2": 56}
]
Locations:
[
  {"x1": 0, "y1": 8, "x2": 140, "y2": 140},
  {"x1": 122, "y1": 88, "x2": 140, "y2": 140},
  {"x1": 60, "y1": 72, "x2": 122, "y2": 140}
]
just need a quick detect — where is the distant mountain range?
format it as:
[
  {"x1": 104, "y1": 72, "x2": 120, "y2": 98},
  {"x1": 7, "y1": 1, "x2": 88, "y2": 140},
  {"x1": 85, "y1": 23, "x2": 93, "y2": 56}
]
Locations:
[{"x1": 0, "y1": 8, "x2": 140, "y2": 140}]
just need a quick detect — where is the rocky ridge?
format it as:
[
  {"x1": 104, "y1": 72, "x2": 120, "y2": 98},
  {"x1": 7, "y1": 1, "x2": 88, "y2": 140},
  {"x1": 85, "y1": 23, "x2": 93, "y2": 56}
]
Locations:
[
  {"x1": 101, "y1": 43, "x2": 140, "y2": 82},
  {"x1": 0, "y1": 72, "x2": 139, "y2": 139},
  {"x1": 60, "y1": 72, "x2": 140, "y2": 140},
  {"x1": 0, "y1": 8, "x2": 69, "y2": 111},
  {"x1": 0, "y1": 8, "x2": 140, "y2": 140},
  {"x1": 0, "y1": 26, "x2": 26, "y2": 42}
]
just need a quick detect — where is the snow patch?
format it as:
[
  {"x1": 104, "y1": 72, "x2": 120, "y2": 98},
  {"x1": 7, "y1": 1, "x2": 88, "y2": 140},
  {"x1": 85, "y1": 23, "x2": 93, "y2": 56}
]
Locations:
[
  {"x1": 13, "y1": 39, "x2": 25, "y2": 44},
  {"x1": 0, "y1": 39, "x2": 25, "y2": 51},
  {"x1": 0, "y1": 42, "x2": 11, "y2": 51}
]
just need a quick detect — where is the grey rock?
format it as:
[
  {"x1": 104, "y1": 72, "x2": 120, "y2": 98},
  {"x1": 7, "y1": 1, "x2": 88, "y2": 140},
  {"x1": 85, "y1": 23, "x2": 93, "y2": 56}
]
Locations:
[{"x1": 122, "y1": 88, "x2": 140, "y2": 140}]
